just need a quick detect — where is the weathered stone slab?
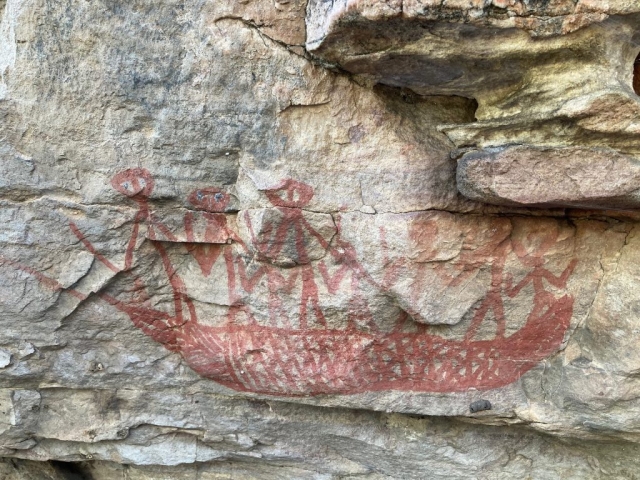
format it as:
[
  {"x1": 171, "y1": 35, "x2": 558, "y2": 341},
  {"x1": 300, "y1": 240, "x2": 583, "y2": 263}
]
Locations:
[{"x1": 457, "y1": 145, "x2": 640, "y2": 209}]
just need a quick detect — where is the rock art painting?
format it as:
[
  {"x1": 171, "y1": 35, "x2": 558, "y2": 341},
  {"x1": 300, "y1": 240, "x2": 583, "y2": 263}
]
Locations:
[{"x1": 5, "y1": 169, "x2": 577, "y2": 396}]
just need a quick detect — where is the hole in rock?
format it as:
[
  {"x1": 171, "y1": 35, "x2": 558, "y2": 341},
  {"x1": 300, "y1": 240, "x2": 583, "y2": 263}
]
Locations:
[
  {"x1": 469, "y1": 97, "x2": 479, "y2": 122},
  {"x1": 50, "y1": 460, "x2": 94, "y2": 480},
  {"x1": 634, "y1": 52, "x2": 640, "y2": 96}
]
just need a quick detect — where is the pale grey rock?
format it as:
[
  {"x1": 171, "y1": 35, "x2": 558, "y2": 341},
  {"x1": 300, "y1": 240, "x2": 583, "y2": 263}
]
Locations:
[
  {"x1": 359, "y1": 205, "x2": 376, "y2": 214},
  {"x1": 1, "y1": 0, "x2": 640, "y2": 478},
  {"x1": 0, "y1": 350, "x2": 11, "y2": 369},
  {"x1": 16, "y1": 343, "x2": 34, "y2": 359},
  {"x1": 2, "y1": 390, "x2": 640, "y2": 479}
]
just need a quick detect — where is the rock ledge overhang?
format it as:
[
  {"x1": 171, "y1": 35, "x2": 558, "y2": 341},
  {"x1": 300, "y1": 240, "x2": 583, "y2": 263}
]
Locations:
[{"x1": 306, "y1": 0, "x2": 640, "y2": 210}]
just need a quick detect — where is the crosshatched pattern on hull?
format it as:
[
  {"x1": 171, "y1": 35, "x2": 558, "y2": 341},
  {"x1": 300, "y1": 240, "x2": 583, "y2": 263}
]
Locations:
[{"x1": 8, "y1": 169, "x2": 577, "y2": 396}]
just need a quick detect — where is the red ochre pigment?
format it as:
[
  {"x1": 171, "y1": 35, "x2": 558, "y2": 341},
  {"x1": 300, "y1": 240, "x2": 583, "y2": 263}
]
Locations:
[{"x1": 7, "y1": 169, "x2": 577, "y2": 396}]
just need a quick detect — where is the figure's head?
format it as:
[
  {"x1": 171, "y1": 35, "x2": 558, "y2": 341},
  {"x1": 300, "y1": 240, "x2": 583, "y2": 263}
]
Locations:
[
  {"x1": 511, "y1": 219, "x2": 561, "y2": 264},
  {"x1": 111, "y1": 168, "x2": 155, "y2": 198},
  {"x1": 265, "y1": 179, "x2": 314, "y2": 208},
  {"x1": 188, "y1": 188, "x2": 230, "y2": 212}
]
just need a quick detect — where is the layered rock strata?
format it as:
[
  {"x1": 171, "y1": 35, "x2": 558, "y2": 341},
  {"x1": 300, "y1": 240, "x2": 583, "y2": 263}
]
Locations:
[
  {"x1": 308, "y1": 0, "x2": 640, "y2": 209},
  {"x1": 1, "y1": 0, "x2": 640, "y2": 478}
]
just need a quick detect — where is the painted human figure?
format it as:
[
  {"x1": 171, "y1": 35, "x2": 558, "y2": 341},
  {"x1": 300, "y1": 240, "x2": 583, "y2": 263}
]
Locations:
[
  {"x1": 463, "y1": 222, "x2": 577, "y2": 342},
  {"x1": 401, "y1": 215, "x2": 513, "y2": 334},
  {"x1": 70, "y1": 168, "x2": 156, "y2": 272},
  {"x1": 505, "y1": 224, "x2": 578, "y2": 325},
  {"x1": 462, "y1": 240, "x2": 511, "y2": 341},
  {"x1": 185, "y1": 187, "x2": 243, "y2": 280},
  {"x1": 107, "y1": 168, "x2": 179, "y2": 252},
  {"x1": 318, "y1": 217, "x2": 380, "y2": 332},
  {"x1": 185, "y1": 187, "x2": 266, "y2": 323},
  {"x1": 68, "y1": 168, "x2": 193, "y2": 349},
  {"x1": 6, "y1": 169, "x2": 580, "y2": 395},
  {"x1": 108, "y1": 169, "x2": 263, "y2": 326},
  {"x1": 243, "y1": 179, "x2": 331, "y2": 329}
]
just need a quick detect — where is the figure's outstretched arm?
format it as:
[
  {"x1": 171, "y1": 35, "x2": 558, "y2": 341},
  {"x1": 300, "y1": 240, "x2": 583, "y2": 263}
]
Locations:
[
  {"x1": 70, "y1": 221, "x2": 121, "y2": 273},
  {"x1": 242, "y1": 210, "x2": 279, "y2": 258},
  {"x1": 301, "y1": 217, "x2": 331, "y2": 250},
  {"x1": 505, "y1": 271, "x2": 533, "y2": 298},
  {"x1": 70, "y1": 202, "x2": 149, "y2": 274},
  {"x1": 0, "y1": 255, "x2": 87, "y2": 301},
  {"x1": 541, "y1": 258, "x2": 578, "y2": 288}
]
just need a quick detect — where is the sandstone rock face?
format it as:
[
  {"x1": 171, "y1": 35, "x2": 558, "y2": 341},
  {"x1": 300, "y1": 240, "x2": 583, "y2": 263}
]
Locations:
[
  {"x1": 308, "y1": 0, "x2": 640, "y2": 210},
  {"x1": 457, "y1": 145, "x2": 640, "y2": 209},
  {"x1": 1, "y1": 0, "x2": 640, "y2": 478}
]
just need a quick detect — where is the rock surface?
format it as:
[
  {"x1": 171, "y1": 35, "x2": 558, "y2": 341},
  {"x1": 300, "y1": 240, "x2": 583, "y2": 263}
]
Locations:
[
  {"x1": 457, "y1": 145, "x2": 640, "y2": 209},
  {"x1": 308, "y1": 0, "x2": 640, "y2": 209},
  {"x1": 1, "y1": 0, "x2": 640, "y2": 478}
]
